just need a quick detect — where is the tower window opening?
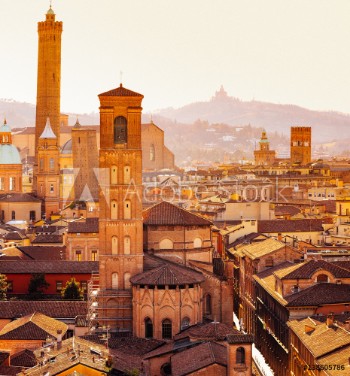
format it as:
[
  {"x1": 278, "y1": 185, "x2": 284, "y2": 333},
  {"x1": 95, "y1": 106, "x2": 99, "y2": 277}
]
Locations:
[{"x1": 114, "y1": 116, "x2": 127, "y2": 144}]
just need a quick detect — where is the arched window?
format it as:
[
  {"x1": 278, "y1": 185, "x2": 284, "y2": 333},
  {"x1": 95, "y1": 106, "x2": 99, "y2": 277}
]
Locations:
[
  {"x1": 181, "y1": 317, "x2": 190, "y2": 330},
  {"x1": 150, "y1": 144, "x2": 155, "y2": 161},
  {"x1": 111, "y1": 200, "x2": 118, "y2": 219},
  {"x1": 193, "y1": 238, "x2": 202, "y2": 248},
  {"x1": 111, "y1": 165, "x2": 118, "y2": 185},
  {"x1": 162, "y1": 319, "x2": 172, "y2": 339},
  {"x1": 124, "y1": 200, "x2": 131, "y2": 219},
  {"x1": 124, "y1": 166, "x2": 131, "y2": 184},
  {"x1": 124, "y1": 236, "x2": 131, "y2": 255},
  {"x1": 111, "y1": 273, "x2": 118, "y2": 289},
  {"x1": 205, "y1": 294, "x2": 212, "y2": 315},
  {"x1": 114, "y1": 116, "x2": 127, "y2": 144},
  {"x1": 236, "y1": 347, "x2": 245, "y2": 364},
  {"x1": 159, "y1": 238, "x2": 174, "y2": 250},
  {"x1": 124, "y1": 272, "x2": 131, "y2": 289},
  {"x1": 316, "y1": 274, "x2": 329, "y2": 283},
  {"x1": 112, "y1": 236, "x2": 118, "y2": 254},
  {"x1": 145, "y1": 317, "x2": 153, "y2": 338}
]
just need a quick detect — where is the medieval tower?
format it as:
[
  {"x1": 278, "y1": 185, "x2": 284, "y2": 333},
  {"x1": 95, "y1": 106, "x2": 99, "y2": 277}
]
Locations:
[
  {"x1": 290, "y1": 126, "x2": 311, "y2": 165},
  {"x1": 254, "y1": 130, "x2": 276, "y2": 166},
  {"x1": 97, "y1": 84, "x2": 144, "y2": 332},
  {"x1": 34, "y1": 5, "x2": 62, "y2": 192}
]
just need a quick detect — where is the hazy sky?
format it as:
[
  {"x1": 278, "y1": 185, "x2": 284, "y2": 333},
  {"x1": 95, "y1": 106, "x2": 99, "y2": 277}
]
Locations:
[{"x1": 1, "y1": 0, "x2": 350, "y2": 115}]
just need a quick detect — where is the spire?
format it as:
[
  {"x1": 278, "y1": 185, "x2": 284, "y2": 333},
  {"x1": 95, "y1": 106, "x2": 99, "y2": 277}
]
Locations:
[
  {"x1": 74, "y1": 116, "x2": 81, "y2": 128},
  {"x1": 47, "y1": 0, "x2": 54, "y2": 15},
  {"x1": 40, "y1": 117, "x2": 57, "y2": 139},
  {"x1": 4, "y1": 118, "x2": 6, "y2": 125}
]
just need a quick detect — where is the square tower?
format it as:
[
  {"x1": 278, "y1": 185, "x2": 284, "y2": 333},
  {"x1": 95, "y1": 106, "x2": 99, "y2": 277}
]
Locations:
[
  {"x1": 97, "y1": 84, "x2": 144, "y2": 333},
  {"x1": 290, "y1": 126, "x2": 311, "y2": 165}
]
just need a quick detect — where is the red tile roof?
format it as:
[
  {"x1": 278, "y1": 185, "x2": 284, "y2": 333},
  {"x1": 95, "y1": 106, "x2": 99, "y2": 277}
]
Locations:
[
  {"x1": 0, "y1": 301, "x2": 87, "y2": 319},
  {"x1": 10, "y1": 349, "x2": 36, "y2": 368},
  {"x1": 16, "y1": 246, "x2": 66, "y2": 260},
  {"x1": 258, "y1": 218, "x2": 332, "y2": 233},
  {"x1": 68, "y1": 218, "x2": 99, "y2": 233},
  {"x1": 32, "y1": 234, "x2": 63, "y2": 244},
  {"x1": 98, "y1": 84, "x2": 143, "y2": 97},
  {"x1": 143, "y1": 201, "x2": 212, "y2": 226},
  {"x1": 174, "y1": 322, "x2": 238, "y2": 341},
  {"x1": 171, "y1": 341, "x2": 227, "y2": 376}
]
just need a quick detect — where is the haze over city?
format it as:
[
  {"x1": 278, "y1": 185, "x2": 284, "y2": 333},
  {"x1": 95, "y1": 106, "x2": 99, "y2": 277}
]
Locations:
[{"x1": 1, "y1": 0, "x2": 350, "y2": 114}]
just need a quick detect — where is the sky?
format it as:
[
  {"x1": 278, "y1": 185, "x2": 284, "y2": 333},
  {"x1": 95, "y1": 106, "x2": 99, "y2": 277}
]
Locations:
[{"x1": 0, "y1": 0, "x2": 350, "y2": 115}]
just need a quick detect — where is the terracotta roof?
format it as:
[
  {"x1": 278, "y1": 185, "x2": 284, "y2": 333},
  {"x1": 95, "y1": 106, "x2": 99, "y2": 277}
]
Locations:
[
  {"x1": 171, "y1": 341, "x2": 227, "y2": 376},
  {"x1": 0, "y1": 193, "x2": 41, "y2": 203},
  {"x1": 226, "y1": 333, "x2": 254, "y2": 344},
  {"x1": 10, "y1": 349, "x2": 36, "y2": 368},
  {"x1": 98, "y1": 84, "x2": 143, "y2": 97},
  {"x1": 0, "y1": 301, "x2": 87, "y2": 319},
  {"x1": 240, "y1": 238, "x2": 288, "y2": 260},
  {"x1": 0, "y1": 366, "x2": 18, "y2": 375},
  {"x1": 286, "y1": 283, "x2": 350, "y2": 307},
  {"x1": 0, "y1": 312, "x2": 67, "y2": 340},
  {"x1": 258, "y1": 219, "x2": 331, "y2": 233},
  {"x1": 4, "y1": 231, "x2": 27, "y2": 241},
  {"x1": 143, "y1": 338, "x2": 199, "y2": 359},
  {"x1": 0, "y1": 351, "x2": 9, "y2": 364},
  {"x1": 0, "y1": 260, "x2": 98, "y2": 274},
  {"x1": 281, "y1": 260, "x2": 350, "y2": 279},
  {"x1": 16, "y1": 246, "x2": 66, "y2": 260},
  {"x1": 143, "y1": 201, "x2": 212, "y2": 226},
  {"x1": 288, "y1": 317, "x2": 350, "y2": 358},
  {"x1": 174, "y1": 322, "x2": 238, "y2": 341},
  {"x1": 130, "y1": 261, "x2": 205, "y2": 286},
  {"x1": 32, "y1": 234, "x2": 63, "y2": 244},
  {"x1": 275, "y1": 205, "x2": 301, "y2": 217},
  {"x1": 68, "y1": 217, "x2": 99, "y2": 233},
  {"x1": 34, "y1": 225, "x2": 66, "y2": 234}
]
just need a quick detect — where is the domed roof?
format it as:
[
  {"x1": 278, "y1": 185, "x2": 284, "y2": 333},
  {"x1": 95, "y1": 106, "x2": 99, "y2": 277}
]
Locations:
[
  {"x1": 0, "y1": 120, "x2": 11, "y2": 134},
  {"x1": 0, "y1": 144, "x2": 21, "y2": 165},
  {"x1": 61, "y1": 138, "x2": 72, "y2": 154},
  {"x1": 47, "y1": 6, "x2": 55, "y2": 15}
]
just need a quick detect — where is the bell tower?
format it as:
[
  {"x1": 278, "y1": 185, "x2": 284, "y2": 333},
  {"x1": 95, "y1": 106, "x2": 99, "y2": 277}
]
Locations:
[
  {"x1": 35, "y1": 4, "x2": 62, "y2": 164},
  {"x1": 97, "y1": 84, "x2": 144, "y2": 332}
]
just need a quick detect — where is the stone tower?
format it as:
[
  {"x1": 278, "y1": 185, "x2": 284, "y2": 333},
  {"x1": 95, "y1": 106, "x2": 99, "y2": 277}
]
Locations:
[
  {"x1": 71, "y1": 120, "x2": 99, "y2": 202},
  {"x1": 35, "y1": 5, "x2": 62, "y2": 162},
  {"x1": 254, "y1": 130, "x2": 276, "y2": 166},
  {"x1": 290, "y1": 126, "x2": 311, "y2": 165},
  {"x1": 97, "y1": 84, "x2": 144, "y2": 333},
  {"x1": 36, "y1": 118, "x2": 60, "y2": 218}
]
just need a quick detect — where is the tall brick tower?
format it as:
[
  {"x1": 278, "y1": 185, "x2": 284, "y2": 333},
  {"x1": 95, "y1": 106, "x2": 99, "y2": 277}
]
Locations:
[
  {"x1": 97, "y1": 84, "x2": 144, "y2": 332},
  {"x1": 290, "y1": 126, "x2": 311, "y2": 165},
  {"x1": 36, "y1": 118, "x2": 60, "y2": 217},
  {"x1": 35, "y1": 5, "x2": 62, "y2": 162}
]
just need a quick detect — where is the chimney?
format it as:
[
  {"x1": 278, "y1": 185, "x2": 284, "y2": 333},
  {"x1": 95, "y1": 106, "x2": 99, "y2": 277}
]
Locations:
[
  {"x1": 345, "y1": 320, "x2": 350, "y2": 332},
  {"x1": 57, "y1": 329, "x2": 62, "y2": 350},
  {"x1": 326, "y1": 313, "x2": 334, "y2": 327},
  {"x1": 278, "y1": 233, "x2": 282, "y2": 241}
]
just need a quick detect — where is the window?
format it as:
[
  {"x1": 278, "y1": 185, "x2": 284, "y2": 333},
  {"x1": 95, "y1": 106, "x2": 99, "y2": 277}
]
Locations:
[
  {"x1": 205, "y1": 294, "x2": 212, "y2": 315},
  {"x1": 150, "y1": 144, "x2": 155, "y2": 161},
  {"x1": 49, "y1": 158, "x2": 54, "y2": 170},
  {"x1": 265, "y1": 256, "x2": 274, "y2": 267},
  {"x1": 145, "y1": 318, "x2": 153, "y2": 338},
  {"x1": 114, "y1": 116, "x2": 127, "y2": 144},
  {"x1": 39, "y1": 158, "x2": 44, "y2": 171},
  {"x1": 80, "y1": 281, "x2": 87, "y2": 292},
  {"x1": 124, "y1": 272, "x2": 131, "y2": 289},
  {"x1": 316, "y1": 274, "x2": 329, "y2": 283},
  {"x1": 124, "y1": 200, "x2": 131, "y2": 219},
  {"x1": 124, "y1": 236, "x2": 131, "y2": 255},
  {"x1": 29, "y1": 210, "x2": 36, "y2": 221},
  {"x1": 40, "y1": 184, "x2": 43, "y2": 194},
  {"x1": 181, "y1": 317, "x2": 190, "y2": 330},
  {"x1": 9, "y1": 177, "x2": 15, "y2": 191},
  {"x1": 111, "y1": 165, "x2": 118, "y2": 185},
  {"x1": 236, "y1": 347, "x2": 245, "y2": 364},
  {"x1": 162, "y1": 319, "x2": 172, "y2": 339},
  {"x1": 50, "y1": 184, "x2": 54, "y2": 193},
  {"x1": 6, "y1": 281, "x2": 13, "y2": 292},
  {"x1": 56, "y1": 281, "x2": 63, "y2": 292},
  {"x1": 193, "y1": 238, "x2": 202, "y2": 248},
  {"x1": 75, "y1": 250, "x2": 82, "y2": 261},
  {"x1": 159, "y1": 238, "x2": 174, "y2": 250},
  {"x1": 111, "y1": 200, "x2": 118, "y2": 219},
  {"x1": 11, "y1": 211, "x2": 15, "y2": 220},
  {"x1": 0, "y1": 177, "x2": 4, "y2": 191},
  {"x1": 112, "y1": 236, "x2": 118, "y2": 254},
  {"x1": 124, "y1": 166, "x2": 130, "y2": 184},
  {"x1": 91, "y1": 250, "x2": 98, "y2": 261},
  {"x1": 112, "y1": 273, "x2": 118, "y2": 289}
]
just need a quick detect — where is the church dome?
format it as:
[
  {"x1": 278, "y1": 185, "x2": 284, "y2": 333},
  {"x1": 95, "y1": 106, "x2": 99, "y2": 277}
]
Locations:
[
  {"x1": 0, "y1": 122, "x2": 12, "y2": 133},
  {"x1": 47, "y1": 6, "x2": 55, "y2": 15},
  {"x1": 0, "y1": 144, "x2": 21, "y2": 165},
  {"x1": 61, "y1": 138, "x2": 72, "y2": 154}
]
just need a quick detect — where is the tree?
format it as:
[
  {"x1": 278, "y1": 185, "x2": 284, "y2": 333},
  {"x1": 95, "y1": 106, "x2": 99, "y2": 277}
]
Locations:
[
  {"x1": 0, "y1": 274, "x2": 8, "y2": 301},
  {"x1": 28, "y1": 273, "x2": 50, "y2": 299},
  {"x1": 61, "y1": 277, "x2": 83, "y2": 300}
]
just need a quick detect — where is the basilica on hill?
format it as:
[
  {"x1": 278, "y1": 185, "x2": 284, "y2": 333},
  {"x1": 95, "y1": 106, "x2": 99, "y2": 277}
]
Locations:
[{"x1": 0, "y1": 4, "x2": 255, "y2": 376}]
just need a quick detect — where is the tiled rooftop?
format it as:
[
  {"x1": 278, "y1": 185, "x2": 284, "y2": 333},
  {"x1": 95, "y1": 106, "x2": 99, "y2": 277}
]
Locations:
[
  {"x1": 32, "y1": 234, "x2": 63, "y2": 244},
  {"x1": 16, "y1": 246, "x2": 66, "y2": 260},
  {"x1": 241, "y1": 238, "x2": 288, "y2": 260},
  {"x1": 99, "y1": 84, "x2": 143, "y2": 97},
  {"x1": 174, "y1": 322, "x2": 238, "y2": 341},
  {"x1": 68, "y1": 217, "x2": 99, "y2": 233},
  {"x1": 258, "y1": 218, "x2": 332, "y2": 233}
]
